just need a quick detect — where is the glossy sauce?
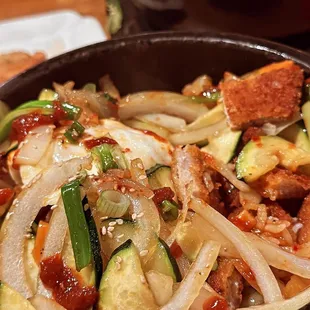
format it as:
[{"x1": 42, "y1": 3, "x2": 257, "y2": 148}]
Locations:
[
  {"x1": 251, "y1": 136, "x2": 263, "y2": 148},
  {"x1": 40, "y1": 254, "x2": 98, "y2": 310},
  {"x1": 0, "y1": 188, "x2": 14, "y2": 206},
  {"x1": 170, "y1": 241, "x2": 183, "y2": 259},
  {"x1": 84, "y1": 136, "x2": 117, "y2": 149},
  {"x1": 140, "y1": 129, "x2": 167, "y2": 143},
  {"x1": 152, "y1": 187, "x2": 175, "y2": 207},
  {"x1": 229, "y1": 211, "x2": 256, "y2": 232},
  {"x1": 203, "y1": 297, "x2": 229, "y2": 310}
]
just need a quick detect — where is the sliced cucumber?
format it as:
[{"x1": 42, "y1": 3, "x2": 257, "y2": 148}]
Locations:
[
  {"x1": 201, "y1": 127, "x2": 242, "y2": 163},
  {"x1": 101, "y1": 219, "x2": 181, "y2": 282},
  {"x1": 98, "y1": 240, "x2": 157, "y2": 310},
  {"x1": 302, "y1": 101, "x2": 310, "y2": 139},
  {"x1": 147, "y1": 165, "x2": 174, "y2": 191},
  {"x1": 236, "y1": 136, "x2": 310, "y2": 182},
  {"x1": 145, "y1": 238, "x2": 181, "y2": 283},
  {"x1": 0, "y1": 281, "x2": 35, "y2": 310},
  {"x1": 279, "y1": 123, "x2": 310, "y2": 152}
]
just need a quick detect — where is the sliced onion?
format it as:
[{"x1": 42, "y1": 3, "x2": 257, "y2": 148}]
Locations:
[
  {"x1": 161, "y1": 240, "x2": 220, "y2": 310},
  {"x1": 190, "y1": 198, "x2": 283, "y2": 303},
  {"x1": 146, "y1": 270, "x2": 173, "y2": 306},
  {"x1": 119, "y1": 92, "x2": 209, "y2": 122},
  {"x1": 99, "y1": 75, "x2": 121, "y2": 100},
  {"x1": 238, "y1": 286, "x2": 310, "y2": 310},
  {"x1": 203, "y1": 153, "x2": 253, "y2": 193},
  {"x1": 0, "y1": 156, "x2": 91, "y2": 298},
  {"x1": 127, "y1": 195, "x2": 160, "y2": 265},
  {"x1": 97, "y1": 190, "x2": 130, "y2": 218},
  {"x1": 30, "y1": 295, "x2": 65, "y2": 310},
  {"x1": 136, "y1": 114, "x2": 186, "y2": 132},
  {"x1": 262, "y1": 111, "x2": 301, "y2": 136},
  {"x1": 190, "y1": 284, "x2": 220, "y2": 310},
  {"x1": 15, "y1": 125, "x2": 54, "y2": 166},
  {"x1": 169, "y1": 119, "x2": 226, "y2": 145},
  {"x1": 130, "y1": 158, "x2": 149, "y2": 187}
]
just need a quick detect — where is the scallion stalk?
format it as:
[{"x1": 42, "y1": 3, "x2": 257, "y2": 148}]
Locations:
[
  {"x1": 96, "y1": 190, "x2": 130, "y2": 218},
  {"x1": 160, "y1": 200, "x2": 179, "y2": 221},
  {"x1": 91, "y1": 144, "x2": 118, "y2": 172},
  {"x1": 61, "y1": 180, "x2": 92, "y2": 271},
  {"x1": 189, "y1": 90, "x2": 220, "y2": 103},
  {"x1": 64, "y1": 121, "x2": 85, "y2": 143},
  {"x1": 38, "y1": 89, "x2": 59, "y2": 101},
  {"x1": 61, "y1": 103, "x2": 82, "y2": 120},
  {"x1": 103, "y1": 92, "x2": 117, "y2": 104}
]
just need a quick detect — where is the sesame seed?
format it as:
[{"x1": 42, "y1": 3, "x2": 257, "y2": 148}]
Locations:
[
  {"x1": 117, "y1": 234, "x2": 124, "y2": 239},
  {"x1": 129, "y1": 188, "x2": 135, "y2": 192},
  {"x1": 149, "y1": 193, "x2": 155, "y2": 199},
  {"x1": 140, "y1": 275, "x2": 146, "y2": 284},
  {"x1": 137, "y1": 212, "x2": 144, "y2": 218},
  {"x1": 121, "y1": 186, "x2": 126, "y2": 193},
  {"x1": 116, "y1": 262, "x2": 121, "y2": 270},
  {"x1": 107, "y1": 226, "x2": 115, "y2": 232},
  {"x1": 109, "y1": 221, "x2": 117, "y2": 226},
  {"x1": 108, "y1": 231, "x2": 113, "y2": 238},
  {"x1": 131, "y1": 213, "x2": 137, "y2": 221},
  {"x1": 137, "y1": 163, "x2": 144, "y2": 170},
  {"x1": 6, "y1": 211, "x2": 14, "y2": 219},
  {"x1": 113, "y1": 184, "x2": 118, "y2": 191},
  {"x1": 139, "y1": 175, "x2": 147, "y2": 180},
  {"x1": 116, "y1": 219, "x2": 123, "y2": 225},
  {"x1": 116, "y1": 256, "x2": 122, "y2": 263},
  {"x1": 33, "y1": 145, "x2": 38, "y2": 149},
  {"x1": 50, "y1": 204, "x2": 58, "y2": 210},
  {"x1": 139, "y1": 250, "x2": 149, "y2": 257},
  {"x1": 100, "y1": 216, "x2": 109, "y2": 220},
  {"x1": 25, "y1": 233, "x2": 33, "y2": 239},
  {"x1": 101, "y1": 226, "x2": 107, "y2": 236}
]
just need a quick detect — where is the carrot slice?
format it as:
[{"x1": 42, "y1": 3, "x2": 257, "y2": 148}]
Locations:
[{"x1": 32, "y1": 220, "x2": 49, "y2": 264}]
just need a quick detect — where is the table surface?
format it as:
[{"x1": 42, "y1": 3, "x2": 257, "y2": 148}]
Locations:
[{"x1": 0, "y1": 0, "x2": 108, "y2": 31}]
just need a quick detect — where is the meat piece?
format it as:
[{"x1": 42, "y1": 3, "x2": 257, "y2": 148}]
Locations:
[
  {"x1": 171, "y1": 145, "x2": 224, "y2": 213},
  {"x1": 0, "y1": 52, "x2": 45, "y2": 84},
  {"x1": 208, "y1": 258, "x2": 244, "y2": 309},
  {"x1": 266, "y1": 200, "x2": 293, "y2": 222},
  {"x1": 251, "y1": 168, "x2": 310, "y2": 200},
  {"x1": 297, "y1": 194, "x2": 310, "y2": 244},
  {"x1": 221, "y1": 61, "x2": 303, "y2": 130}
]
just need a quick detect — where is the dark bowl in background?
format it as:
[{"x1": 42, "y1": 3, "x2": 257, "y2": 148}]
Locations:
[{"x1": 1, "y1": 32, "x2": 310, "y2": 108}]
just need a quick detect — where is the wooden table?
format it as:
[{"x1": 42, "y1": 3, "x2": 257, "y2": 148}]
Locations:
[{"x1": 0, "y1": 0, "x2": 108, "y2": 32}]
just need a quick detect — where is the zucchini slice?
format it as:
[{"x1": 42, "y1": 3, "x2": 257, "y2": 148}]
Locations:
[
  {"x1": 0, "y1": 281, "x2": 35, "y2": 310},
  {"x1": 101, "y1": 219, "x2": 181, "y2": 282},
  {"x1": 201, "y1": 127, "x2": 241, "y2": 163},
  {"x1": 145, "y1": 238, "x2": 182, "y2": 283},
  {"x1": 147, "y1": 165, "x2": 175, "y2": 191},
  {"x1": 98, "y1": 240, "x2": 157, "y2": 310},
  {"x1": 236, "y1": 136, "x2": 310, "y2": 182},
  {"x1": 302, "y1": 101, "x2": 310, "y2": 139},
  {"x1": 279, "y1": 123, "x2": 310, "y2": 152}
]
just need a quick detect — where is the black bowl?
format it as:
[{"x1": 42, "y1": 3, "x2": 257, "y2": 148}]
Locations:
[{"x1": 1, "y1": 32, "x2": 310, "y2": 108}]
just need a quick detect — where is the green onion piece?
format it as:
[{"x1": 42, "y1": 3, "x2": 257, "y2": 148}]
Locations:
[
  {"x1": 61, "y1": 102, "x2": 82, "y2": 120},
  {"x1": 189, "y1": 90, "x2": 220, "y2": 103},
  {"x1": 92, "y1": 144, "x2": 118, "y2": 172},
  {"x1": 160, "y1": 200, "x2": 179, "y2": 221},
  {"x1": 38, "y1": 89, "x2": 59, "y2": 101},
  {"x1": 110, "y1": 146, "x2": 128, "y2": 170},
  {"x1": 0, "y1": 107, "x2": 53, "y2": 143},
  {"x1": 103, "y1": 92, "x2": 117, "y2": 104},
  {"x1": 61, "y1": 180, "x2": 92, "y2": 271},
  {"x1": 83, "y1": 83, "x2": 97, "y2": 93},
  {"x1": 96, "y1": 190, "x2": 130, "y2": 218},
  {"x1": 107, "y1": 0, "x2": 123, "y2": 35},
  {"x1": 64, "y1": 121, "x2": 85, "y2": 143}
]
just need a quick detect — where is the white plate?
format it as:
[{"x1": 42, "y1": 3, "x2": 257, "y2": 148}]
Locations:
[{"x1": 0, "y1": 10, "x2": 107, "y2": 59}]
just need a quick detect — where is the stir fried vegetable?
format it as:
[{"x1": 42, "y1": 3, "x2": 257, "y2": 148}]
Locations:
[
  {"x1": 2, "y1": 61, "x2": 310, "y2": 310},
  {"x1": 61, "y1": 180, "x2": 92, "y2": 271}
]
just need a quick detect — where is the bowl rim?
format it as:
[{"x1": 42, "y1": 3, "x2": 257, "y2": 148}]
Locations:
[{"x1": 1, "y1": 31, "x2": 310, "y2": 97}]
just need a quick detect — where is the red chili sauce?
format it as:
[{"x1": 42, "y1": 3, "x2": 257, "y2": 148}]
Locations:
[
  {"x1": 203, "y1": 297, "x2": 229, "y2": 310},
  {"x1": 170, "y1": 241, "x2": 183, "y2": 259},
  {"x1": 10, "y1": 102, "x2": 69, "y2": 142},
  {"x1": 152, "y1": 187, "x2": 175, "y2": 207},
  {"x1": 251, "y1": 136, "x2": 263, "y2": 148},
  {"x1": 140, "y1": 129, "x2": 167, "y2": 143},
  {"x1": 0, "y1": 188, "x2": 14, "y2": 206},
  {"x1": 40, "y1": 254, "x2": 98, "y2": 310},
  {"x1": 84, "y1": 136, "x2": 117, "y2": 149}
]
